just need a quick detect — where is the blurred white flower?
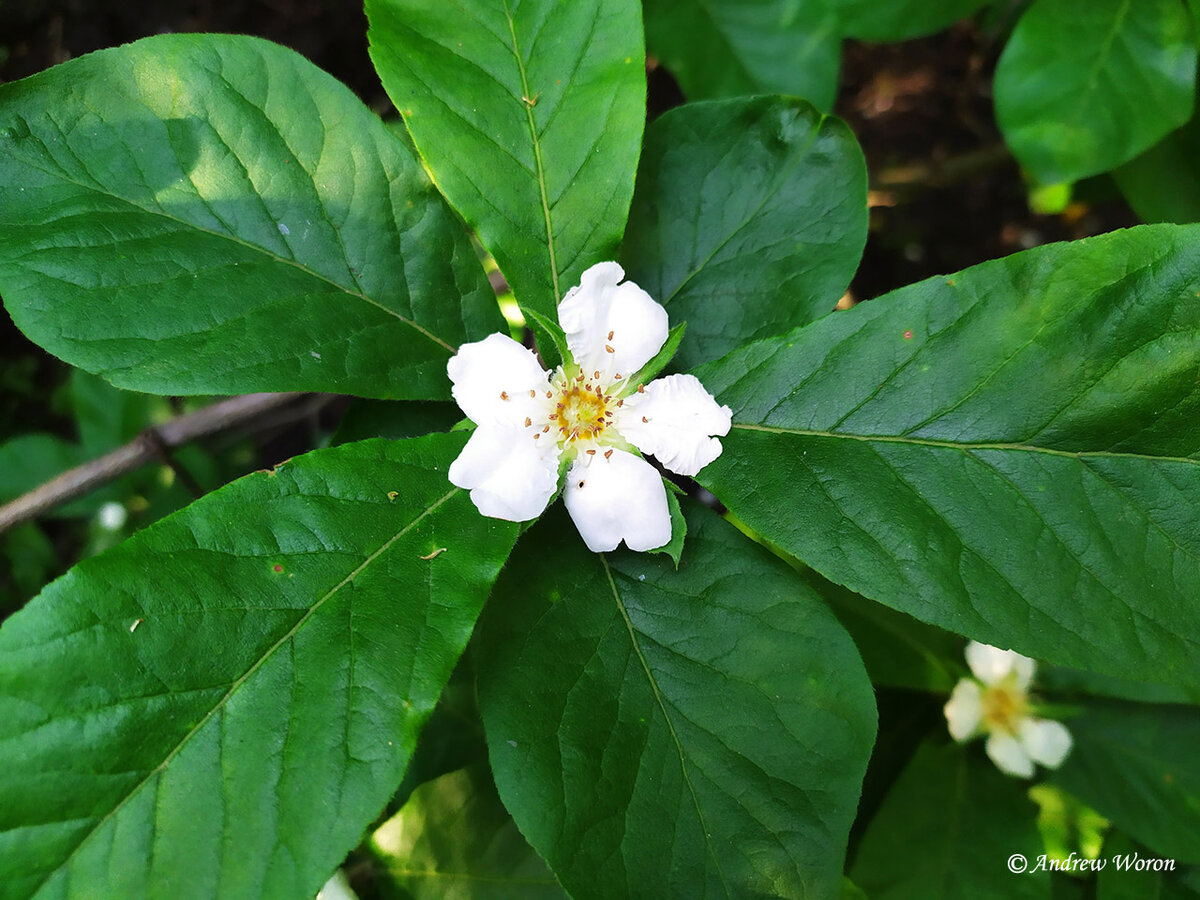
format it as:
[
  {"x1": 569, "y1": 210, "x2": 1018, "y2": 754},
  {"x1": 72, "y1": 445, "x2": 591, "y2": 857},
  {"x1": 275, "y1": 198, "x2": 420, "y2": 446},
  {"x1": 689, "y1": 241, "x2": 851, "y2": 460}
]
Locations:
[
  {"x1": 447, "y1": 262, "x2": 731, "y2": 552},
  {"x1": 944, "y1": 641, "x2": 1072, "y2": 778},
  {"x1": 96, "y1": 501, "x2": 128, "y2": 532}
]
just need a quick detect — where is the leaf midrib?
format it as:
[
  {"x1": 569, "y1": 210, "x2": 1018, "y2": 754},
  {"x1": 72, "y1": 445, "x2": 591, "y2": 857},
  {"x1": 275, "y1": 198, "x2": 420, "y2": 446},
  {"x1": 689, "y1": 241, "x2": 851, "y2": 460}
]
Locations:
[
  {"x1": 501, "y1": 0, "x2": 560, "y2": 305},
  {"x1": 732, "y1": 422, "x2": 1200, "y2": 467},
  {"x1": 5, "y1": 149, "x2": 456, "y2": 353},
  {"x1": 27, "y1": 487, "x2": 461, "y2": 899},
  {"x1": 600, "y1": 556, "x2": 732, "y2": 897}
]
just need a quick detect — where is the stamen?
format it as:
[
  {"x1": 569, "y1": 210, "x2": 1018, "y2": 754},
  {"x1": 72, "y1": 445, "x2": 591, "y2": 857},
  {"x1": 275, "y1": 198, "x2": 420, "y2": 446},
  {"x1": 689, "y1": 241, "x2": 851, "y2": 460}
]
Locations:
[
  {"x1": 542, "y1": 425, "x2": 550, "y2": 433},
  {"x1": 614, "y1": 373, "x2": 622, "y2": 380},
  {"x1": 533, "y1": 433, "x2": 540, "y2": 439},
  {"x1": 642, "y1": 416, "x2": 649, "y2": 423},
  {"x1": 586, "y1": 449, "x2": 596, "y2": 455},
  {"x1": 593, "y1": 371, "x2": 600, "y2": 379},
  {"x1": 529, "y1": 389, "x2": 536, "y2": 398},
  {"x1": 605, "y1": 345, "x2": 615, "y2": 353},
  {"x1": 604, "y1": 449, "x2": 613, "y2": 459},
  {"x1": 617, "y1": 399, "x2": 624, "y2": 407},
  {"x1": 607, "y1": 330, "x2": 614, "y2": 341},
  {"x1": 500, "y1": 391, "x2": 509, "y2": 401},
  {"x1": 549, "y1": 413, "x2": 558, "y2": 420},
  {"x1": 637, "y1": 384, "x2": 645, "y2": 393},
  {"x1": 524, "y1": 417, "x2": 532, "y2": 427},
  {"x1": 546, "y1": 390, "x2": 553, "y2": 398}
]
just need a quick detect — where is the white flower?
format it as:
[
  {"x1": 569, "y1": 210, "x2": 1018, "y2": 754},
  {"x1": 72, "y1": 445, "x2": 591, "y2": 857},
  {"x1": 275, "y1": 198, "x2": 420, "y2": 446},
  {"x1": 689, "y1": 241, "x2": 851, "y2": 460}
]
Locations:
[
  {"x1": 446, "y1": 261, "x2": 732, "y2": 552},
  {"x1": 944, "y1": 641, "x2": 1073, "y2": 778}
]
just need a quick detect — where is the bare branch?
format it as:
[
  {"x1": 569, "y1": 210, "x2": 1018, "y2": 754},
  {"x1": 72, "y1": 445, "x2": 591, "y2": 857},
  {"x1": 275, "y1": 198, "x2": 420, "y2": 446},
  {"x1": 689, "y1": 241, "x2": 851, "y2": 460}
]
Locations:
[{"x1": 0, "y1": 392, "x2": 314, "y2": 534}]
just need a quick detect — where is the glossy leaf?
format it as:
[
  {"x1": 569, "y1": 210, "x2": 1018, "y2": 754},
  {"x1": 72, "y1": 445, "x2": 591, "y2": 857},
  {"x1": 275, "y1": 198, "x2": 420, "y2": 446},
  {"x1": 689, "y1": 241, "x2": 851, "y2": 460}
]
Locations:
[
  {"x1": 0, "y1": 433, "x2": 519, "y2": 900},
  {"x1": 696, "y1": 224, "x2": 1200, "y2": 689},
  {"x1": 1097, "y1": 831, "x2": 1200, "y2": 900},
  {"x1": 0, "y1": 34, "x2": 501, "y2": 400},
  {"x1": 623, "y1": 96, "x2": 867, "y2": 370},
  {"x1": 994, "y1": 0, "x2": 1198, "y2": 184},
  {"x1": 371, "y1": 766, "x2": 567, "y2": 899},
  {"x1": 850, "y1": 740, "x2": 1050, "y2": 898},
  {"x1": 476, "y1": 503, "x2": 876, "y2": 899},
  {"x1": 1114, "y1": 112, "x2": 1200, "y2": 224},
  {"x1": 367, "y1": 0, "x2": 645, "y2": 319},
  {"x1": 642, "y1": 0, "x2": 840, "y2": 111},
  {"x1": 1050, "y1": 700, "x2": 1200, "y2": 864},
  {"x1": 831, "y1": 0, "x2": 992, "y2": 41}
]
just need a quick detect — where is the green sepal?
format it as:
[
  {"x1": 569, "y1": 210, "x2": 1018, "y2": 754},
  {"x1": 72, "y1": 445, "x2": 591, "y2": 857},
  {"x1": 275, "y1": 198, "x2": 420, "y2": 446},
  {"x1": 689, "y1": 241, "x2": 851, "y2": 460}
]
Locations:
[
  {"x1": 523, "y1": 307, "x2": 571, "y2": 371},
  {"x1": 648, "y1": 487, "x2": 687, "y2": 567},
  {"x1": 628, "y1": 321, "x2": 686, "y2": 389}
]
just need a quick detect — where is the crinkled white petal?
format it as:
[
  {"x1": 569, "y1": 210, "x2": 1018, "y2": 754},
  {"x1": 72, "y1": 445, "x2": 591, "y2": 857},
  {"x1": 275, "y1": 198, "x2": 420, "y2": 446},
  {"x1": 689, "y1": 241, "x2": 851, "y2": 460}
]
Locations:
[
  {"x1": 965, "y1": 641, "x2": 1035, "y2": 689},
  {"x1": 447, "y1": 425, "x2": 559, "y2": 522},
  {"x1": 1019, "y1": 718, "x2": 1072, "y2": 769},
  {"x1": 944, "y1": 679, "x2": 984, "y2": 742},
  {"x1": 563, "y1": 449, "x2": 671, "y2": 552},
  {"x1": 616, "y1": 373, "x2": 732, "y2": 477},
  {"x1": 985, "y1": 732, "x2": 1036, "y2": 778},
  {"x1": 447, "y1": 332, "x2": 551, "y2": 427},
  {"x1": 558, "y1": 262, "x2": 669, "y2": 379}
]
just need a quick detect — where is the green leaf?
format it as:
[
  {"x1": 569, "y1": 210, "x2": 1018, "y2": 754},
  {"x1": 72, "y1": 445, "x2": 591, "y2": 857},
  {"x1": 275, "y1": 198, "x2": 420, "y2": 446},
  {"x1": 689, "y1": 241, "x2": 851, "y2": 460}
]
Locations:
[
  {"x1": 523, "y1": 306, "x2": 572, "y2": 371},
  {"x1": 850, "y1": 739, "x2": 1051, "y2": 898},
  {"x1": 648, "y1": 486, "x2": 686, "y2": 566},
  {"x1": 1050, "y1": 700, "x2": 1200, "y2": 864},
  {"x1": 623, "y1": 96, "x2": 867, "y2": 370},
  {"x1": 628, "y1": 320, "x2": 685, "y2": 384},
  {"x1": 642, "y1": 0, "x2": 841, "y2": 111},
  {"x1": 1114, "y1": 112, "x2": 1200, "y2": 224},
  {"x1": 0, "y1": 34, "x2": 501, "y2": 400},
  {"x1": 366, "y1": 0, "x2": 646, "y2": 319},
  {"x1": 1097, "y1": 831, "x2": 1200, "y2": 900},
  {"x1": 695, "y1": 224, "x2": 1200, "y2": 689},
  {"x1": 371, "y1": 766, "x2": 567, "y2": 899},
  {"x1": 0, "y1": 433, "x2": 519, "y2": 900},
  {"x1": 476, "y1": 502, "x2": 876, "y2": 899},
  {"x1": 830, "y1": 0, "x2": 992, "y2": 41},
  {"x1": 994, "y1": 0, "x2": 1198, "y2": 184}
]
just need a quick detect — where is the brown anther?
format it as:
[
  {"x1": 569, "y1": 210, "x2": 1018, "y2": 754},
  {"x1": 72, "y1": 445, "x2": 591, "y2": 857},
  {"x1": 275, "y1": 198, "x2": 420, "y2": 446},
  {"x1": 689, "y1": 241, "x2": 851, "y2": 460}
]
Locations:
[
  {"x1": 578, "y1": 480, "x2": 585, "y2": 488},
  {"x1": 617, "y1": 399, "x2": 624, "y2": 407},
  {"x1": 500, "y1": 391, "x2": 509, "y2": 400},
  {"x1": 604, "y1": 449, "x2": 613, "y2": 459},
  {"x1": 549, "y1": 413, "x2": 558, "y2": 420},
  {"x1": 614, "y1": 373, "x2": 623, "y2": 380},
  {"x1": 637, "y1": 384, "x2": 645, "y2": 393},
  {"x1": 642, "y1": 416, "x2": 649, "y2": 423},
  {"x1": 542, "y1": 425, "x2": 550, "y2": 433},
  {"x1": 586, "y1": 449, "x2": 596, "y2": 455},
  {"x1": 605, "y1": 345, "x2": 615, "y2": 353},
  {"x1": 533, "y1": 433, "x2": 540, "y2": 439},
  {"x1": 529, "y1": 389, "x2": 536, "y2": 398},
  {"x1": 576, "y1": 373, "x2": 585, "y2": 382},
  {"x1": 595, "y1": 387, "x2": 603, "y2": 397},
  {"x1": 607, "y1": 330, "x2": 614, "y2": 340},
  {"x1": 593, "y1": 371, "x2": 600, "y2": 379},
  {"x1": 557, "y1": 402, "x2": 565, "y2": 409},
  {"x1": 546, "y1": 390, "x2": 553, "y2": 398},
  {"x1": 524, "y1": 417, "x2": 532, "y2": 427}
]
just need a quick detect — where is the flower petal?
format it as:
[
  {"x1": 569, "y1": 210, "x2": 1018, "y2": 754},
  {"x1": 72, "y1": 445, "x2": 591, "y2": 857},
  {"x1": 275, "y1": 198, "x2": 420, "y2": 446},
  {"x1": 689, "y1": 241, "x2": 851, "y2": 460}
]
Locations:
[
  {"x1": 944, "y1": 679, "x2": 984, "y2": 742},
  {"x1": 985, "y1": 732, "x2": 1035, "y2": 778},
  {"x1": 1019, "y1": 718, "x2": 1072, "y2": 769},
  {"x1": 448, "y1": 425, "x2": 559, "y2": 522},
  {"x1": 617, "y1": 373, "x2": 733, "y2": 476},
  {"x1": 447, "y1": 332, "x2": 550, "y2": 427},
  {"x1": 965, "y1": 641, "x2": 1035, "y2": 688},
  {"x1": 558, "y1": 262, "x2": 669, "y2": 378},
  {"x1": 563, "y1": 449, "x2": 671, "y2": 552}
]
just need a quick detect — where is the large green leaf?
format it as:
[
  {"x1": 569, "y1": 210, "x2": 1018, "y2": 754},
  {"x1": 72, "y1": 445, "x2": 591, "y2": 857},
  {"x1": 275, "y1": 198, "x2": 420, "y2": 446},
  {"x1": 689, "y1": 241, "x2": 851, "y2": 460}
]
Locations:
[
  {"x1": 696, "y1": 224, "x2": 1200, "y2": 689},
  {"x1": 1114, "y1": 112, "x2": 1200, "y2": 224},
  {"x1": 994, "y1": 0, "x2": 1198, "y2": 184},
  {"x1": 642, "y1": 0, "x2": 841, "y2": 111},
  {"x1": 0, "y1": 433, "x2": 518, "y2": 900},
  {"x1": 1050, "y1": 700, "x2": 1200, "y2": 864},
  {"x1": 622, "y1": 96, "x2": 867, "y2": 370},
  {"x1": 0, "y1": 35, "x2": 501, "y2": 400},
  {"x1": 371, "y1": 766, "x2": 567, "y2": 899},
  {"x1": 849, "y1": 740, "x2": 1051, "y2": 898},
  {"x1": 366, "y1": 0, "x2": 645, "y2": 319},
  {"x1": 476, "y1": 503, "x2": 876, "y2": 899},
  {"x1": 1097, "y1": 832, "x2": 1200, "y2": 899},
  {"x1": 831, "y1": 0, "x2": 991, "y2": 41}
]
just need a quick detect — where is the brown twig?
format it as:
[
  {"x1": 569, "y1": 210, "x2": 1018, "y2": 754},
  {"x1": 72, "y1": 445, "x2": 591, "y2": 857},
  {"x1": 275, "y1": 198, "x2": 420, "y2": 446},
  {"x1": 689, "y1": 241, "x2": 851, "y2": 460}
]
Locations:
[{"x1": 0, "y1": 392, "x2": 312, "y2": 534}]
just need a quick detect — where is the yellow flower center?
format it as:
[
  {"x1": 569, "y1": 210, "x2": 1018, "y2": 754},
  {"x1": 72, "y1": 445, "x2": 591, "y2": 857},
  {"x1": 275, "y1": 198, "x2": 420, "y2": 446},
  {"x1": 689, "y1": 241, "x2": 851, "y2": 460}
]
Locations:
[{"x1": 980, "y1": 679, "x2": 1029, "y2": 735}]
